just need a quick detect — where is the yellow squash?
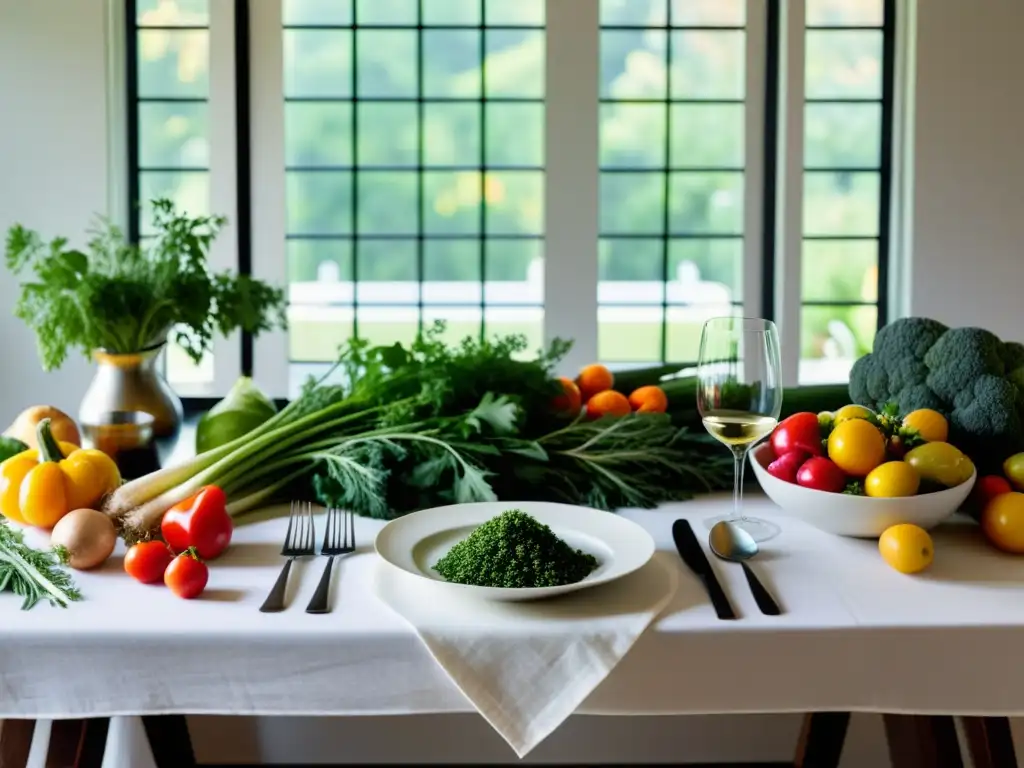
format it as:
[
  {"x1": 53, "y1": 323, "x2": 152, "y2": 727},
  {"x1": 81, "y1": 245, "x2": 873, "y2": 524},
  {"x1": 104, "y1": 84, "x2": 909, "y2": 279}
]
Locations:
[{"x1": 0, "y1": 418, "x2": 120, "y2": 528}]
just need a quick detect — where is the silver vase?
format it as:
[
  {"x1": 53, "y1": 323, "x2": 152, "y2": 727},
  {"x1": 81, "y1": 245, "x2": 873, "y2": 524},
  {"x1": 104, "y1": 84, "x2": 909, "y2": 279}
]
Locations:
[{"x1": 78, "y1": 344, "x2": 183, "y2": 439}]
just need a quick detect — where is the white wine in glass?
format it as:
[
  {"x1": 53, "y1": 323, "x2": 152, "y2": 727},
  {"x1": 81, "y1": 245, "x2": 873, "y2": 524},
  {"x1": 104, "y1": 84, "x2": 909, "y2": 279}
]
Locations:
[{"x1": 697, "y1": 317, "x2": 784, "y2": 542}]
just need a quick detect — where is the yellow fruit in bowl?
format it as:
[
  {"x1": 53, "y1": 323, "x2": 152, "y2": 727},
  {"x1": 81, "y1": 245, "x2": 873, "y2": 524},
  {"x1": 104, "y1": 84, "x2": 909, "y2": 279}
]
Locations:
[
  {"x1": 901, "y1": 409, "x2": 949, "y2": 443},
  {"x1": 981, "y1": 492, "x2": 1024, "y2": 554},
  {"x1": 865, "y1": 461, "x2": 920, "y2": 497},
  {"x1": 903, "y1": 442, "x2": 974, "y2": 487},
  {"x1": 833, "y1": 404, "x2": 875, "y2": 425},
  {"x1": 879, "y1": 524, "x2": 934, "y2": 574},
  {"x1": 827, "y1": 418, "x2": 887, "y2": 476}
]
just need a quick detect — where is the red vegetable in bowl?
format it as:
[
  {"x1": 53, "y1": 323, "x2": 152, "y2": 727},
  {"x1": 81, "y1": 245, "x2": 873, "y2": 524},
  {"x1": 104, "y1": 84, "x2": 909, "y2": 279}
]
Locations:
[
  {"x1": 771, "y1": 412, "x2": 823, "y2": 457},
  {"x1": 767, "y1": 450, "x2": 809, "y2": 484},
  {"x1": 796, "y1": 457, "x2": 846, "y2": 493}
]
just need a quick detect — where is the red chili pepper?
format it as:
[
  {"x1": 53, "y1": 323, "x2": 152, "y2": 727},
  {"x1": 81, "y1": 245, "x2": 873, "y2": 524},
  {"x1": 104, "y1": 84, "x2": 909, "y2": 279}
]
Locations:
[{"x1": 161, "y1": 485, "x2": 233, "y2": 560}]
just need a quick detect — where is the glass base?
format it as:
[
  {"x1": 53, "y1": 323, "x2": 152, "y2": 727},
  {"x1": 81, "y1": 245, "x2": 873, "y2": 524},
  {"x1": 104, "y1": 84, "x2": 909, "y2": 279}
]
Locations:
[{"x1": 703, "y1": 515, "x2": 781, "y2": 543}]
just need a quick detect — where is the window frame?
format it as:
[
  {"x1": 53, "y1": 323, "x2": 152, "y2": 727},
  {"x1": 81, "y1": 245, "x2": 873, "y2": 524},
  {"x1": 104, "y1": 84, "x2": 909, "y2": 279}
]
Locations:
[{"x1": 120, "y1": 0, "x2": 900, "y2": 405}]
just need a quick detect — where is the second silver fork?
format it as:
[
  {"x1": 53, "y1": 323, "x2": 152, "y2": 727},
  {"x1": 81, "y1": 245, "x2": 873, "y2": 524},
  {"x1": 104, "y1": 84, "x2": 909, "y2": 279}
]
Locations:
[{"x1": 305, "y1": 506, "x2": 356, "y2": 614}]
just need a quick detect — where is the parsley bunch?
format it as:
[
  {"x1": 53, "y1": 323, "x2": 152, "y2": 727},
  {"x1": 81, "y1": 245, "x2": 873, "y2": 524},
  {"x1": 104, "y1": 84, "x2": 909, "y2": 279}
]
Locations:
[{"x1": 4, "y1": 199, "x2": 287, "y2": 370}]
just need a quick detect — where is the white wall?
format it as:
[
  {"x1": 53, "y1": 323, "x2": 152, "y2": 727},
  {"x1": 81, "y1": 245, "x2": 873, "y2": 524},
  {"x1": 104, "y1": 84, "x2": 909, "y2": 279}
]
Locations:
[
  {"x1": 1, "y1": 0, "x2": 1022, "y2": 764},
  {"x1": 0, "y1": 0, "x2": 107, "y2": 421}
]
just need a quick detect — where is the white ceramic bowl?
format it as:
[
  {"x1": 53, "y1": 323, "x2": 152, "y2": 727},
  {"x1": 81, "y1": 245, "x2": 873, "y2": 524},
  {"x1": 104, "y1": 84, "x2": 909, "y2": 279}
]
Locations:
[{"x1": 749, "y1": 442, "x2": 977, "y2": 538}]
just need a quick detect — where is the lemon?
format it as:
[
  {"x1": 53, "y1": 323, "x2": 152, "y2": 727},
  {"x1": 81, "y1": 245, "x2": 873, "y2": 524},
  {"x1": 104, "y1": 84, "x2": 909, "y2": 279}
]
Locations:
[
  {"x1": 902, "y1": 409, "x2": 949, "y2": 443},
  {"x1": 833, "y1": 404, "x2": 875, "y2": 425},
  {"x1": 879, "y1": 524, "x2": 934, "y2": 574},
  {"x1": 865, "y1": 461, "x2": 920, "y2": 497}
]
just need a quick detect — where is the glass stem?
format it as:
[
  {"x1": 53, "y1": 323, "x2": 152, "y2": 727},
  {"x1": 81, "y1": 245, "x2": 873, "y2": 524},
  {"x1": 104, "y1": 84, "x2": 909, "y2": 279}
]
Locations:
[{"x1": 731, "y1": 447, "x2": 747, "y2": 521}]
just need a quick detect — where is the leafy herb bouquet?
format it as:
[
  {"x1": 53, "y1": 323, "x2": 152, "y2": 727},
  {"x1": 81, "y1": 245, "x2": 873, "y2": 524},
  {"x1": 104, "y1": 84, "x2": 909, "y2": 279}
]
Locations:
[{"x1": 4, "y1": 199, "x2": 287, "y2": 370}]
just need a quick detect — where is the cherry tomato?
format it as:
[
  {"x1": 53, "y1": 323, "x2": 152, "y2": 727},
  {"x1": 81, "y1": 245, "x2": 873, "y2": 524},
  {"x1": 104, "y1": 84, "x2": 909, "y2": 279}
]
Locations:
[
  {"x1": 124, "y1": 540, "x2": 173, "y2": 584},
  {"x1": 770, "y1": 412, "x2": 823, "y2": 457},
  {"x1": 981, "y1": 492, "x2": 1024, "y2": 554},
  {"x1": 164, "y1": 548, "x2": 209, "y2": 599},
  {"x1": 161, "y1": 485, "x2": 233, "y2": 560},
  {"x1": 796, "y1": 456, "x2": 846, "y2": 493},
  {"x1": 766, "y1": 450, "x2": 809, "y2": 484},
  {"x1": 901, "y1": 409, "x2": 949, "y2": 443},
  {"x1": 827, "y1": 419, "x2": 887, "y2": 476},
  {"x1": 865, "y1": 461, "x2": 920, "y2": 498}
]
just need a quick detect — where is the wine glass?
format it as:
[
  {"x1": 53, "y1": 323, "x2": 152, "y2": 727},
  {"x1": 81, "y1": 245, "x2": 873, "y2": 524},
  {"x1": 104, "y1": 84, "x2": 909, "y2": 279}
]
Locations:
[{"x1": 696, "y1": 317, "x2": 784, "y2": 542}]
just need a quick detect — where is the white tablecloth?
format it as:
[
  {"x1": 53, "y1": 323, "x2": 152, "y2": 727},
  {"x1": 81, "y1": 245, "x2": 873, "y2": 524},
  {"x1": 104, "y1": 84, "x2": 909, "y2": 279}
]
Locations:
[{"x1": 3, "y1": 495, "x2": 1024, "y2": 723}]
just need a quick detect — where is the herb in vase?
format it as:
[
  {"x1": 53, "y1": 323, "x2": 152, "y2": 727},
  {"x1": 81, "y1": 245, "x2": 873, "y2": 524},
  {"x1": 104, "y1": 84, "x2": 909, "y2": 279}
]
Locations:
[{"x1": 3, "y1": 199, "x2": 287, "y2": 370}]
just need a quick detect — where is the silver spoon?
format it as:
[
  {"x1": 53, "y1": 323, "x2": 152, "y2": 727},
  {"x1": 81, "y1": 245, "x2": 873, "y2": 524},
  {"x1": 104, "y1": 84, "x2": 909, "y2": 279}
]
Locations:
[{"x1": 709, "y1": 521, "x2": 782, "y2": 616}]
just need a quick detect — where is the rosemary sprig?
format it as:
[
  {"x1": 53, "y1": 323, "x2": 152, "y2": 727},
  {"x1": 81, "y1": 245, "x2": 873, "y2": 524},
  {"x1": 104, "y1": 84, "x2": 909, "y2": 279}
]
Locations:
[{"x1": 0, "y1": 520, "x2": 82, "y2": 610}]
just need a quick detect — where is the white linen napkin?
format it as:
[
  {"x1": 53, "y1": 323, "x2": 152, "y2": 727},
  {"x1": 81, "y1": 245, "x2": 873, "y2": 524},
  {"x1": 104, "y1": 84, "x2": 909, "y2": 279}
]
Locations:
[{"x1": 372, "y1": 552, "x2": 678, "y2": 758}]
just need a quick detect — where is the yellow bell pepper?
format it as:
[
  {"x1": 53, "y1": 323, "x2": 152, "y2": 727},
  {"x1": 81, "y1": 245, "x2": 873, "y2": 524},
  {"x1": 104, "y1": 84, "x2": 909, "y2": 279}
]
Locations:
[{"x1": 0, "y1": 418, "x2": 121, "y2": 528}]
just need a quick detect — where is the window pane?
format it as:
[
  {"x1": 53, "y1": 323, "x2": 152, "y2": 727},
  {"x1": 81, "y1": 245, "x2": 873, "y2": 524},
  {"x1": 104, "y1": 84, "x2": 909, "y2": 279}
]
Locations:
[
  {"x1": 138, "y1": 102, "x2": 208, "y2": 167},
  {"x1": 802, "y1": 240, "x2": 878, "y2": 303},
  {"x1": 806, "y1": 0, "x2": 883, "y2": 27},
  {"x1": 485, "y1": 308, "x2": 543, "y2": 352},
  {"x1": 600, "y1": 104, "x2": 666, "y2": 169},
  {"x1": 423, "y1": 171, "x2": 481, "y2": 234},
  {"x1": 357, "y1": 31, "x2": 417, "y2": 98},
  {"x1": 356, "y1": 0, "x2": 416, "y2": 25},
  {"x1": 357, "y1": 103, "x2": 417, "y2": 166},
  {"x1": 423, "y1": 1, "x2": 480, "y2": 26},
  {"x1": 424, "y1": 103, "x2": 480, "y2": 166},
  {"x1": 599, "y1": 307, "x2": 664, "y2": 362},
  {"x1": 485, "y1": 0, "x2": 544, "y2": 26},
  {"x1": 670, "y1": 0, "x2": 744, "y2": 26},
  {"x1": 669, "y1": 238, "x2": 742, "y2": 299},
  {"x1": 138, "y1": 0, "x2": 208, "y2": 26},
  {"x1": 600, "y1": 30, "x2": 668, "y2": 100},
  {"x1": 485, "y1": 30, "x2": 545, "y2": 97},
  {"x1": 356, "y1": 238, "x2": 417, "y2": 283},
  {"x1": 286, "y1": 102, "x2": 352, "y2": 166},
  {"x1": 289, "y1": 304, "x2": 353, "y2": 363},
  {"x1": 357, "y1": 306, "x2": 420, "y2": 348},
  {"x1": 671, "y1": 104, "x2": 743, "y2": 167},
  {"x1": 166, "y1": 343, "x2": 214, "y2": 385},
  {"x1": 137, "y1": 30, "x2": 209, "y2": 98},
  {"x1": 485, "y1": 171, "x2": 543, "y2": 235},
  {"x1": 485, "y1": 240, "x2": 543, "y2": 303},
  {"x1": 284, "y1": 0, "x2": 352, "y2": 26},
  {"x1": 804, "y1": 103, "x2": 881, "y2": 168},
  {"x1": 422, "y1": 30, "x2": 481, "y2": 98},
  {"x1": 600, "y1": 238, "x2": 663, "y2": 283},
  {"x1": 486, "y1": 103, "x2": 543, "y2": 167},
  {"x1": 288, "y1": 239, "x2": 352, "y2": 284},
  {"x1": 600, "y1": 172, "x2": 664, "y2": 234},
  {"x1": 287, "y1": 172, "x2": 352, "y2": 234},
  {"x1": 670, "y1": 31, "x2": 744, "y2": 100},
  {"x1": 600, "y1": 0, "x2": 667, "y2": 26},
  {"x1": 806, "y1": 31, "x2": 882, "y2": 99},
  {"x1": 669, "y1": 172, "x2": 744, "y2": 235},
  {"x1": 803, "y1": 171, "x2": 880, "y2": 236},
  {"x1": 667, "y1": 305, "x2": 738, "y2": 362},
  {"x1": 357, "y1": 172, "x2": 418, "y2": 234},
  {"x1": 800, "y1": 305, "x2": 877, "y2": 384},
  {"x1": 424, "y1": 240, "x2": 481, "y2": 290},
  {"x1": 284, "y1": 30, "x2": 352, "y2": 98},
  {"x1": 139, "y1": 171, "x2": 209, "y2": 235}
]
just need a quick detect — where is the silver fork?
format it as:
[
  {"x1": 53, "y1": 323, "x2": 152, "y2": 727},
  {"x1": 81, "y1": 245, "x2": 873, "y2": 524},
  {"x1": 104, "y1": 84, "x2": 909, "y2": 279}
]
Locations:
[
  {"x1": 305, "y1": 507, "x2": 356, "y2": 614},
  {"x1": 259, "y1": 501, "x2": 315, "y2": 613}
]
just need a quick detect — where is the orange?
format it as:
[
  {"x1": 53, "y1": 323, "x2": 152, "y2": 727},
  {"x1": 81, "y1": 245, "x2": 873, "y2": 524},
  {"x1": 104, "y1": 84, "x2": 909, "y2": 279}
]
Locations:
[
  {"x1": 628, "y1": 385, "x2": 668, "y2": 413},
  {"x1": 981, "y1": 492, "x2": 1024, "y2": 554},
  {"x1": 576, "y1": 364, "x2": 614, "y2": 402},
  {"x1": 551, "y1": 377, "x2": 582, "y2": 416},
  {"x1": 585, "y1": 390, "x2": 631, "y2": 420}
]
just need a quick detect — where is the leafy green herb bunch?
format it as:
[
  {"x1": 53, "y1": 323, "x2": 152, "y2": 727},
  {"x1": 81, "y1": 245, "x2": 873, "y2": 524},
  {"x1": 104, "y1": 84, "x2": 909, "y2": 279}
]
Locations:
[{"x1": 4, "y1": 198, "x2": 287, "y2": 370}]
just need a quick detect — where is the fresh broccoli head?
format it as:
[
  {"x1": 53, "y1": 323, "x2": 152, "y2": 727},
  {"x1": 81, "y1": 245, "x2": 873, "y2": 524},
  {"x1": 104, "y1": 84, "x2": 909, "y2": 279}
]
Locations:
[{"x1": 849, "y1": 317, "x2": 1024, "y2": 471}]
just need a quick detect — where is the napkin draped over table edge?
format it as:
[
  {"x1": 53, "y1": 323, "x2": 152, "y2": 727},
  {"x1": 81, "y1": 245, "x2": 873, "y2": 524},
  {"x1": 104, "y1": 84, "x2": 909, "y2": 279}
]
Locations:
[{"x1": 372, "y1": 552, "x2": 679, "y2": 758}]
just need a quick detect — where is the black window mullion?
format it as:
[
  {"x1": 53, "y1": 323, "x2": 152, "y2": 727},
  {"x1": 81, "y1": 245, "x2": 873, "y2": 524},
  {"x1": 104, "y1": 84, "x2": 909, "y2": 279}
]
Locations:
[
  {"x1": 478, "y1": 0, "x2": 487, "y2": 342},
  {"x1": 125, "y1": 0, "x2": 140, "y2": 244},
  {"x1": 416, "y1": 0, "x2": 425, "y2": 334},
  {"x1": 760, "y1": 0, "x2": 780, "y2": 324},
  {"x1": 236, "y1": 0, "x2": 253, "y2": 376},
  {"x1": 350, "y1": 4, "x2": 360, "y2": 339},
  {"x1": 875, "y1": 0, "x2": 897, "y2": 328},
  {"x1": 659, "y1": 5, "x2": 673, "y2": 363}
]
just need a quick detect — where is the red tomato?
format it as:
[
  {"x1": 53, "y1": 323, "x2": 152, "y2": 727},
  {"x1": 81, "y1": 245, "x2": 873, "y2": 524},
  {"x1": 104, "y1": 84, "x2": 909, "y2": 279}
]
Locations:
[
  {"x1": 766, "y1": 450, "x2": 809, "y2": 484},
  {"x1": 124, "y1": 541, "x2": 174, "y2": 584},
  {"x1": 970, "y1": 475, "x2": 1013, "y2": 514},
  {"x1": 164, "y1": 548, "x2": 209, "y2": 599},
  {"x1": 796, "y1": 457, "x2": 846, "y2": 493},
  {"x1": 161, "y1": 485, "x2": 233, "y2": 560},
  {"x1": 771, "y1": 412, "x2": 823, "y2": 457}
]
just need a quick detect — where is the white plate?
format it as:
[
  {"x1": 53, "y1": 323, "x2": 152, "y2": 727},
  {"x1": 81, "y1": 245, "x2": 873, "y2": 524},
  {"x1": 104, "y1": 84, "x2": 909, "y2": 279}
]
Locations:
[{"x1": 374, "y1": 501, "x2": 656, "y2": 601}]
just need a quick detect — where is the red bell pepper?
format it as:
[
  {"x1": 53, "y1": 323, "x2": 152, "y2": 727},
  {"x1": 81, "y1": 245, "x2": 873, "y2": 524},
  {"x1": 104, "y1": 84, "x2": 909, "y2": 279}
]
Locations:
[{"x1": 161, "y1": 485, "x2": 233, "y2": 560}]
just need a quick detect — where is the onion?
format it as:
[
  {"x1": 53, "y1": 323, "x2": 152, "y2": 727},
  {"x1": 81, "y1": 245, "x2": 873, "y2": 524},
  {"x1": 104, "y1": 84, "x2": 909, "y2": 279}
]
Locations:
[{"x1": 50, "y1": 508, "x2": 117, "y2": 570}]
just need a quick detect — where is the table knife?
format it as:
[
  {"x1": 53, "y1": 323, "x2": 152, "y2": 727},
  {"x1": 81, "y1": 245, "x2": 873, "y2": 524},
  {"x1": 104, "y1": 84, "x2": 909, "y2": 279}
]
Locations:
[{"x1": 672, "y1": 519, "x2": 737, "y2": 620}]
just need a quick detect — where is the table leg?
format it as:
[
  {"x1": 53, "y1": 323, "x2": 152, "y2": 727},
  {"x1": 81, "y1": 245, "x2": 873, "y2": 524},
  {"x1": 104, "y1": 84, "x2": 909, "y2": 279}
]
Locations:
[
  {"x1": 0, "y1": 719, "x2": 36, "y2": 768},
  {"x1": 884, "y1": 714, "x2": 963, "y2": 768},
  {"x1": 45, "y1": 718, "x2": 109, "y2": 768},
  {"x1": 793, "y1": 712, "x2": 850, "y2": 768},
  {"x1": 141, "y1": 715, "x2": 196, "y2": 768},
  {"x1": 961, "y1": 716, "x2": 1018, "y2": 768}
]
